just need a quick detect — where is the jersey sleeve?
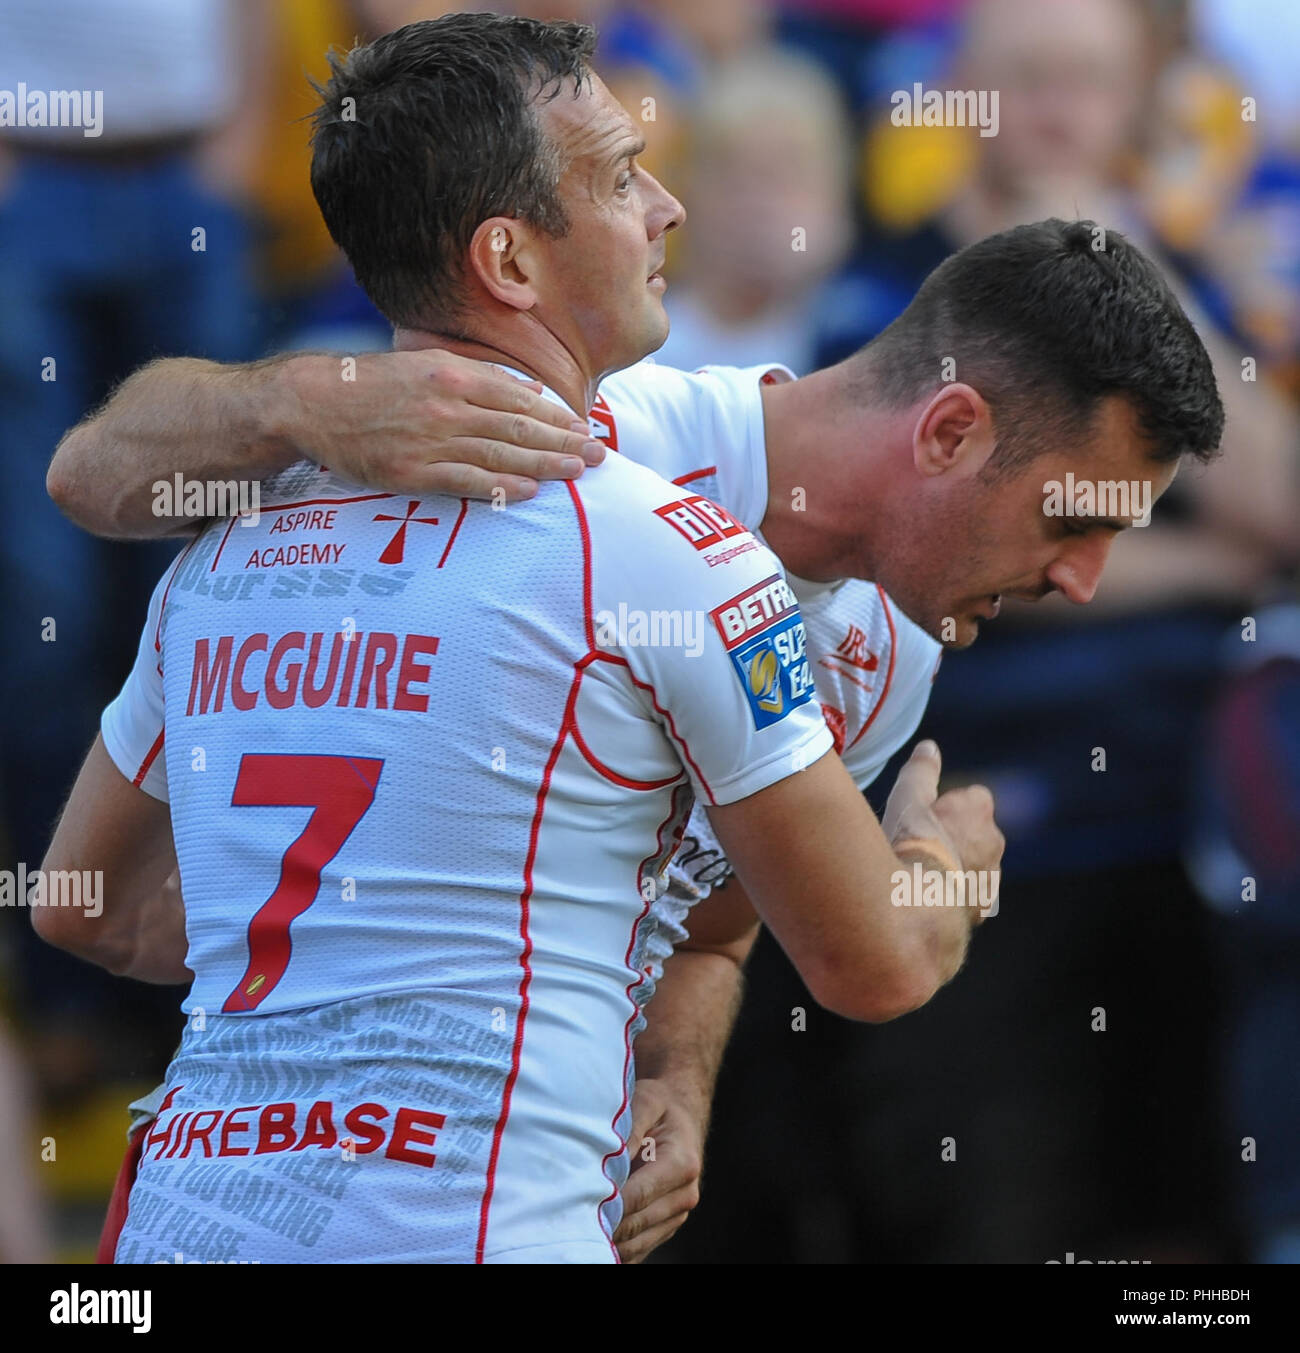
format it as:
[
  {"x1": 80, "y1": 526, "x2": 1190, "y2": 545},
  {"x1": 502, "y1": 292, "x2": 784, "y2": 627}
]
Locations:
[
  {"x1": 587, "y1": 463, "x2": 832, "y2": 809},
  {"x1": 100, "y1": 559, "x2": 176, "y2": 802},
  {"x1": 596, "y1": 360, "x2": 793, "y2": 529},
  {"x1": 662, "y1": 597, "x2": 943, "y2": 910}
]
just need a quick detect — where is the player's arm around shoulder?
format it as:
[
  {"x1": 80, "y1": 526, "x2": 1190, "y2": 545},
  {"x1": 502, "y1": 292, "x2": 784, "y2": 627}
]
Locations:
[{"x1": 47, "y1": 350, "x2": 604, "y2": 538}]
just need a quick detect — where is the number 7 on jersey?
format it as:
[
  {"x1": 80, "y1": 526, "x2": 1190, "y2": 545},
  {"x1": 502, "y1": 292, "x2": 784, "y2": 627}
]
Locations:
[{"x1": 222, "y1": 753, "x2": 384, "y2": 1013}]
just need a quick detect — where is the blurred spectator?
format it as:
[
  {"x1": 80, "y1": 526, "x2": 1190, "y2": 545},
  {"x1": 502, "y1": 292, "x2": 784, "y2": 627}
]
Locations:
[
  {"x1": 0, "y1": 1012, "x2": 52, "y2": 1262},
  {"x1": 1192, "y1": 603, "x2": 1300, "y2": 1264},
  {"x1": 0, "y1": 0, "x2": 266, "y2": 1252},
  {"x1": 596, "y1": 2, "x2": 778, "y2": 262},
  {"x1": 0, "y1": 0, "x2": 266, "y2": 856},
  {"x1": 1176, "y1": 0, "x2": 1300, "y2": 392},
  {"x1": 252, "y1": 0, "x2": 392, "y2": 352},
  {"x1": 1193, "y1": 0, "x2": 1300, "y2": 140},
  {"x1": 654, "y1": 49, "x2": 854, "y2": 375}
]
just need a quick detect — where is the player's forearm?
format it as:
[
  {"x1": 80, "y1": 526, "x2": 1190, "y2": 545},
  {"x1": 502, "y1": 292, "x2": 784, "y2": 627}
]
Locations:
[
  {"x1": 34, "y1": 872, "x2": 191, "y2": 985},
  {"x1": 888, "y1": 840, "x2": 978, "y2": 1001},
  {"x1": 36, "y1": 739, "x2": 192, "y2": 983},
  {"x1": 110, "y1": 872, "x2": 193, "y2": 985},
  {"x1": 634, "y1": 941, "x2": 753, "y2": 1126},
  {"x1": 801, "y1": 838, "x2": 977, "y2": 1022},
  {"x1": 47, "y1": 355, "x2": 315, "y2": 538}
]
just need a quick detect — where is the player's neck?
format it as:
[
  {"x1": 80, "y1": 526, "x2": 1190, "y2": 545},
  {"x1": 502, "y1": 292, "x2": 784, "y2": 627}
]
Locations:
[
  {"x1": 759, "y1": 367, "x2": 891, "y2": 584},
  {"x1": 393, "y1": 326, "x2": 593, "y2": 419}
]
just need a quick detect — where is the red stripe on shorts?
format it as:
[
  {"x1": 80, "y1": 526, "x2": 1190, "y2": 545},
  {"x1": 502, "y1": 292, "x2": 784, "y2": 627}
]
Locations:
[{"x1": 96, "y1": 1129, "x2": 146, "y2": 1264}]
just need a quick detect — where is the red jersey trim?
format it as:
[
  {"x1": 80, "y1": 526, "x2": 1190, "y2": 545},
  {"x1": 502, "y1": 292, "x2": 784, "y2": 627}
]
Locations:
[
  {"x1": 571, "y1": 705, "x2": 686, "y2": 791},
  {"x1": 96, "y1": 1130, "x2": 145, "y2": 1263},
  {"x1": 625, "y1": 669, "x2": 715, "y2": 805},
  {"x1": 155, "y1": 536, "x2": 200, "y2": 652},
  {"x1": 132, "y1": 728, "x2": 166, "y2": 788},
  {"x1": 474, "y1": 666, "x2": 580, "y2": 1263},
  {"x1": 846, "y1": 586, "x2": 898, "y2": 752},
  {"x1": 566, "y1": 480, "x2": 596, "y2": 652},
  {"x1": 260, "y1": 492, "x2": 393, "y2": 513},
  {"x1": 588, "y1": 394, "x2": 618, "y2": 451},
  {"x1": 209, "y1": 515, "x2": 240, "y2": 574}
]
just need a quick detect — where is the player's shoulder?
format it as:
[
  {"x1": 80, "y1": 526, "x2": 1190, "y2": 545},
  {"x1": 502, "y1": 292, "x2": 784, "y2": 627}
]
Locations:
[
  {"x1": 599, "y1": 357, "x2": 794, "y2": 412},
  {"x1": 598, "y1": 358, "x2": 700, "y2": 408},
  {"x1": 572, "y1": 452, "x2": 786, "y2": 614},
  {"x1": 812, "y1": 577, "x2": 937, "y2": 644},
  {"x1": 571, "y1": 447, "x2": 740, "y2": 540}
]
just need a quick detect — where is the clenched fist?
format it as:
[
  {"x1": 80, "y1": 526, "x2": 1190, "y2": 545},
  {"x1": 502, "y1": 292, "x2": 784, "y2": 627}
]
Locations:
[{"x1": 882, "y1": 740, "x2": 1005, "y2": 903}]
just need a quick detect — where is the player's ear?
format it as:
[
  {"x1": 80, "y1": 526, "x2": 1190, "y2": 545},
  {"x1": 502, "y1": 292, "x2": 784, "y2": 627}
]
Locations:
[
  {"x1": 468, "y1": 217, "x2": 538, "y2": 313},
  {"x1": 912, "y1": 383, "x2": 995, "y2": 479}
]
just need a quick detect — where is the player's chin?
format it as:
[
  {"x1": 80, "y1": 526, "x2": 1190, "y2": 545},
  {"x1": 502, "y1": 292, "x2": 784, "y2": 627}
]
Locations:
[
  {"x1": 640, "y1": 304, "x2": 671, "y2": 354},
  {"x1": 648, "y1": 291, "x2": 670, "y2": 328},
  {"x1": 940, "y1": 609, "x2": 983, "y2": 649}
]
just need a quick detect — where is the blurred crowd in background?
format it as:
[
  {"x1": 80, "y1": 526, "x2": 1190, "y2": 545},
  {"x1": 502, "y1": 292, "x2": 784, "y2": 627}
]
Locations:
[{"x1": 0, "y1": 0, "x2": 1296, "y2": 1263}]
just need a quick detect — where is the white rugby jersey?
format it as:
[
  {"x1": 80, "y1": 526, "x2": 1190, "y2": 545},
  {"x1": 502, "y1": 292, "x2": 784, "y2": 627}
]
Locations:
[
  {"x1": 101, "y1": 405, "x2": 831, "y2": 1264},
  {"x1": 591, "y1": 360, "x2": 943, "y2": 947}
]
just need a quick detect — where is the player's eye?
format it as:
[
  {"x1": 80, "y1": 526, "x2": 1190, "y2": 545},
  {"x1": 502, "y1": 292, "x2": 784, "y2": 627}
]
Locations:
[{"x1": 615, "y1": 167, "x2": 637, "y2": 194}]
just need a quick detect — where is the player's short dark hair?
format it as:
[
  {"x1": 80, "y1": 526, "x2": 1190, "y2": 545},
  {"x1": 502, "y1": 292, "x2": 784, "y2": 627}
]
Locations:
[
  {"x1": 309, "y1": 13, "x2": 597, "y2": 332},
  {"x1": 850, "y1": 220, "x2": 1224, "y2": 476}
]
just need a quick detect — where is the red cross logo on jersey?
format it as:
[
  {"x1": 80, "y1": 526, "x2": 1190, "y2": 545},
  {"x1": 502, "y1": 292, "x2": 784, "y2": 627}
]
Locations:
[
  {"x1": 832, "y1": 625, "x2": 879, "y2": 672},
  {"x1": 373, "y1": 501, "x2": 439, "y2": 565}
]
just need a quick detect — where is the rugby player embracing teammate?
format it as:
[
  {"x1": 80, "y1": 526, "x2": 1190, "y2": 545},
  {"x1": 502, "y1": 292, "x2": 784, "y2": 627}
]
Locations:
[
  {"x1": 35, "y1": 16, "x2": 1007, "y2": 1264},
  {"x1": 46, "y1": 17, "x2": 1224, "y2": 1260}
]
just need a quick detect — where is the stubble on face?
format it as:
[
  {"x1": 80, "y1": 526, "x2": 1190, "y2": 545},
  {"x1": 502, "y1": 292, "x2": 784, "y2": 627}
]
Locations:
[{"x1": 870, "y1": 472, "x2": 994, "y2": 648}]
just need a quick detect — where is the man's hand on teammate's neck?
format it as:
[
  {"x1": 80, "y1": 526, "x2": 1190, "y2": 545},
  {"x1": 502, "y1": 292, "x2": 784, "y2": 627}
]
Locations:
[{"x1": 48, "y1": 350, "x2": 607, "y2": 539}]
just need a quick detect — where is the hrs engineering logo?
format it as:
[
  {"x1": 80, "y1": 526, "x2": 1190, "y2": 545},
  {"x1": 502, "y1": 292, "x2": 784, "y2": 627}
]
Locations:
[{"x1": 711, "y1": 576, "x2": 816, "y2": 729}]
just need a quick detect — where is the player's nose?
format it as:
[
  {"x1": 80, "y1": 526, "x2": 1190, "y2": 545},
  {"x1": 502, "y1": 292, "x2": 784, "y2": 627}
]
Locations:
[
  {"x1": 645, "y1": 169, "x2": 685, "y2": 236},
  {"x1": 1046, "y1": 534, "x2": 1113, "y2": 606}
]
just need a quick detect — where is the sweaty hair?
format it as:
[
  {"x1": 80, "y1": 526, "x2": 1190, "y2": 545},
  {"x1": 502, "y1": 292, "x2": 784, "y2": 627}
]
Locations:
[
  {"x1": 849, "y1": 220, "x2": 1224, "y2": 475},
  {"x1": 309, "y1": 13, "x2": 597, "y2": 331}
]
